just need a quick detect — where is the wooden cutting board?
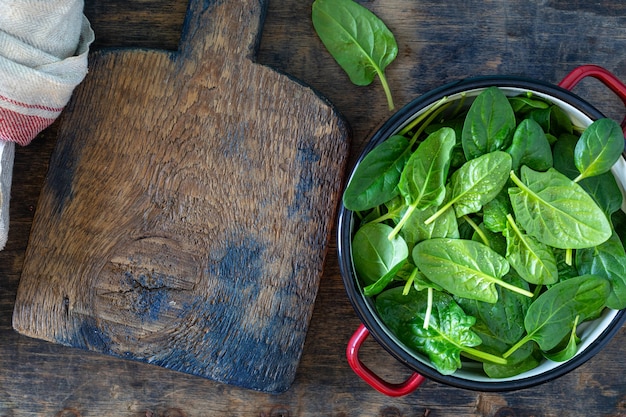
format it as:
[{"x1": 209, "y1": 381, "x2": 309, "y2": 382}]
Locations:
[{"x1": 13, "y1": 0, "x2": 350, "y2": 393}]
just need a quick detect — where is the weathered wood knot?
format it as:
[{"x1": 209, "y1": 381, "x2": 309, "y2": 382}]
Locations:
[{"x1": 92, "y1": 236, "x2": 201, "y2": 353}]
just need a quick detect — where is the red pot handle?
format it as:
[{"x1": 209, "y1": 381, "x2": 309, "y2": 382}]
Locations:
[
  {"x1": 558, "y1": 64, "x2": 626, "y2": 136},
  {"x1": 346, "y1": 324, "x2": 426, "y2": 397}
]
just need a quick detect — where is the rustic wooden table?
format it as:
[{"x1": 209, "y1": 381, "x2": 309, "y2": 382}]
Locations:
[{"x1": 2, "y1": 1, "x2": 626, "y2": 416}]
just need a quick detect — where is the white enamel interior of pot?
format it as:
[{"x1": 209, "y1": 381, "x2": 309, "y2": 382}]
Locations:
[{"x1": 355, "y1": 86, "x2": 624, "y2": 384}]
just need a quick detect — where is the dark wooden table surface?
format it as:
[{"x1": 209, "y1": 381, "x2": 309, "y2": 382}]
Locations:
[{"x1": 2, "y1": 1, "x2": 626, "y2": 416}]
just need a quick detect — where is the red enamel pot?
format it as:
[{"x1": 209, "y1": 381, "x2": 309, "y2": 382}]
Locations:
[{"x1": 337, "y1": 65, "x2": 626, "y2": 396}]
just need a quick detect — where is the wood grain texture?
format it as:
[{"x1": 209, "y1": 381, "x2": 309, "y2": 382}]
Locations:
[
  {"x1": 2, "y1": 0, "x2": 626, "y2": 415},
  {"x1": 11, "y1": 0, "x2": 349, "y2": 393}
]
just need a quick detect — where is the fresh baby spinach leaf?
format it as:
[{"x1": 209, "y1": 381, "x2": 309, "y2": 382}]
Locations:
[
  {"x1": 580, "y1": 172, "x2": 624, "y2": 217},
  {"x1": 462, "y1": 87, "x2": 516, "y2": 160},
  {"x1": 343, "y1": 134, "x2": 411, "y2": 211},
  {"x1": 574, "y1": 118, "x2": 624, "y2": 182},
  {"x1": 352, "y1": 223, "x2": 408, "y2": 290},
  {"x1": 398, "y1": 127, "x2": 456, "y2": 209},
  {"x1": 509, "y1": 166, "x2": 612, "y2": 249},
  {"x1": 504, "y1": 214, "x2": 558, "y2": 286},
  {"x1": 312, "y1": 0, "x2": 398, "y2": 109},
  {"x1": 504, "y1": 275, "x2": 610, "y2": 358},
  {"x1": 376, "y1": 287, "x2": 506, "y2": 375},
  {"x1": 507, "y1": 118, "x2": 553, "y2": 171},
  {"x1": 390, "y1": 127, "x2": 456, "y2": 238},
  {"x1": 426, "y1": 151, "x2": 512, "y2": 224},
  {"x1": 552, "y1": 133, "x2": 623, "y2": 216},
  {"x1": 413, "y1": 238, "x2": 533, "y2": 303}
]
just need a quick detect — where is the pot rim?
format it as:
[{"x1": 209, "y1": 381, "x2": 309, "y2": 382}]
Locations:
[{"x1": 337, "y1": 74, "x2": 626, "y2": 391}]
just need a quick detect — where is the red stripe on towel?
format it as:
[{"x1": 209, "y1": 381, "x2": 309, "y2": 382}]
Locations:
[
  {"x1": 0, "y1": 93, "x2": 64, "y2": 113},
  {"x1": 0, "y1": 107, "x2": 56, "y2": 146}
]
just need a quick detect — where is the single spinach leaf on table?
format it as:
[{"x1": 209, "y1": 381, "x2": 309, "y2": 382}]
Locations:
[
  {"x1": 462, "y1": 87, "x2": 516, "y2": 160},
  {"x1": 504, "y1": 275, "x2": 610, "y2": 358},
  {"x1": 574, "y1": 118, "x2": 624, "y2": 182},
  {"x1": 351, "y1": 223, "x2": 408, "y2": 294},
  {"x1": 342, "y1": 134, "x2": 411, "y2": 211},
  {"x1": 426, "y1": 151, "x2": 512, "y2": 224},
  {"x1": 312, "y1": 0, "x2": 398, "y2": 109},
  {"x1": 508, "y1": 166, "x2": 612, "y2": 249},
  {"x1": 376, "y1": 287, "x2": 504, "y2": 375},
  {"x1": 413, "y1": 238, "x2": 533, "y2": 303},
  {"x1": 576, "y1": 231, "x2": 626, "y2": 310}
]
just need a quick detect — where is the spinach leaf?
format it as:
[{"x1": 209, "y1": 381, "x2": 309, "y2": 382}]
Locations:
[
  {"x1": 343, "y1": 134, "x2": 411, "y2": 211},
  {"x1": 312, "y1": 0, "x2": 398, "y2": 109},
  {"x1": 426, "y1": 151, "x2": 512, "y2": 224},
  {"x1": 553, "y1": 133, "x2": 623, "y2": 216},
  {"x1": 576, "y1": 232, "x2": 626, "y2": 310},
  {"x1": 352, "y1": 223, "x2": 408, "y2": 290},
  {"x1": 506, "y1": 118, "x2": 553, "y2": 171},
  {"x1": 376, "y1": 288, "x2": 505, "y2": 375},
  {"x1": 399, "y1": 127, "x2": 456, "y2": 209},
  {"x1": 552, "y1": 133, "x2": 580, "y2": 178},
  {"x1": 390, "y1": 128, "x2": 456, "y2": 238},
  {"x1": 462, "y1": 87, "x2": 516, "y2": 160},
  {"x1": 504, "y1": 214, "x2": 558, "y2": 286},
  {"x1": 574, "y1": 118, "x2": 624, "y2": 182},
  {"x1": 413, "y1": 238, "x2": 533, "y2": 303},
  {"x1": 504, "y1": 275, "x2": 610, "y2": 357},
  {"x1": 581, "y1": 172, "x2": 623, "y2": 217},
  {"x1": 509, "y1": 166, "x2": 612, "y2": 249}
]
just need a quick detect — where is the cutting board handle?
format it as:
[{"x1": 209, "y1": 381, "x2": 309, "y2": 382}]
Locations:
[{"x1": 179, "y1": 0, "x2": 265, "y2": 64}]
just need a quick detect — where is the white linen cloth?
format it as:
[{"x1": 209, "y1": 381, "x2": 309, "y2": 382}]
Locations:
[{"x1": 0, "y1": 0, "x2": 93, "y2": 250}]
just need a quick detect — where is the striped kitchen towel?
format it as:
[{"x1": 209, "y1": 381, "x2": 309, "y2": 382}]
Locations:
[{"x1": 0, "y1": 0, "x2": 93, "y2": 250}]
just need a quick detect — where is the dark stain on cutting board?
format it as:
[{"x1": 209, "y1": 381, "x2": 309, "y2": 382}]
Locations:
[{"x1": 13, "y1": 0, "x2": 350, "y2": 393}]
